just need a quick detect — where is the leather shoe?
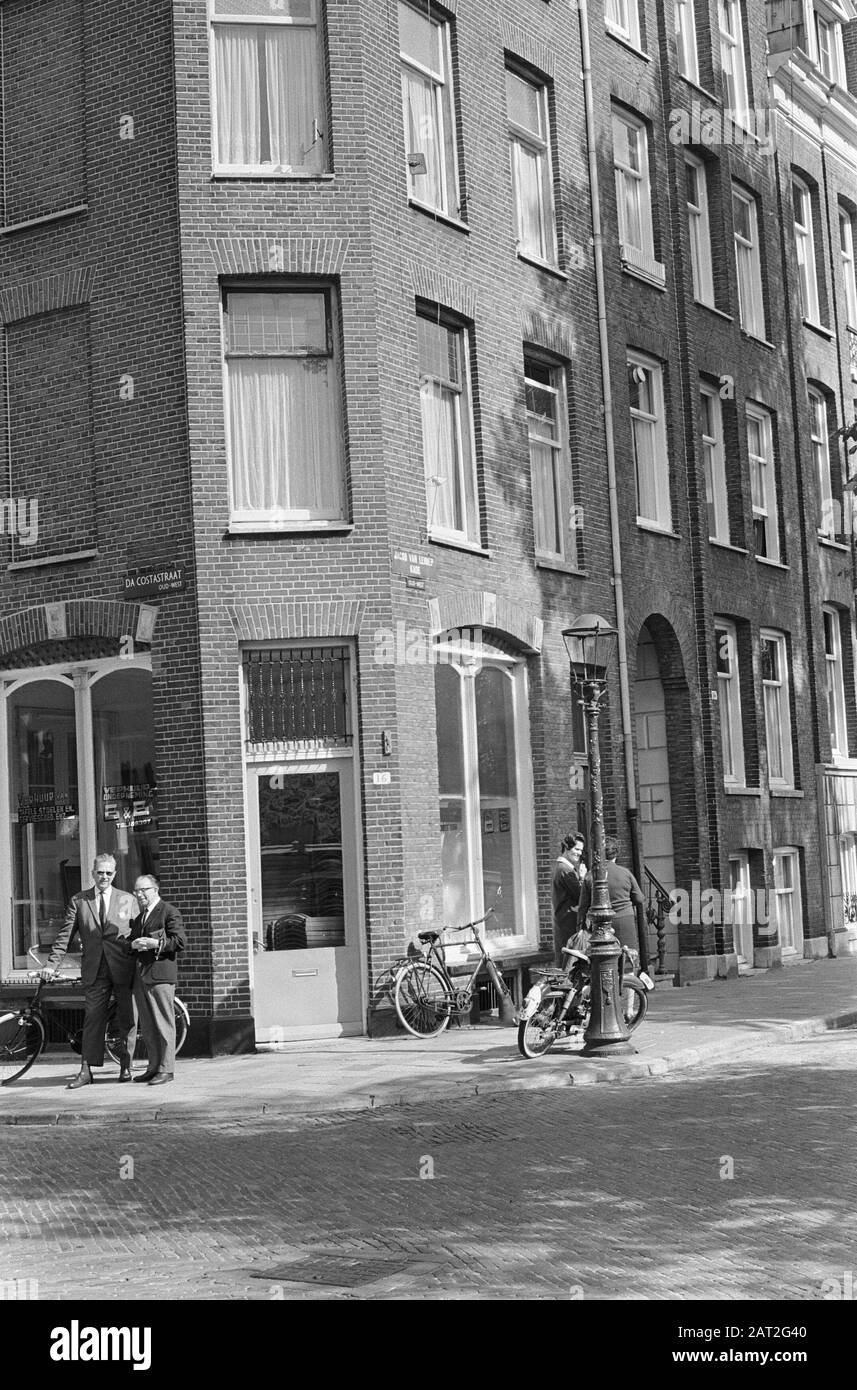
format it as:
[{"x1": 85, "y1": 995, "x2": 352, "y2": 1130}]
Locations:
[
  {"x1": 134, "y1": 1070, "x2": 158, "y2": 1084},
  {"x1": 119, "y1": 1065, "x2": 133, "y2": 1082},
  {"x1": 67, "y1": 1068, "x2": 92, "y2": 1090},
  {"x1": 148, "y1": 1072, "x2": 174, "y2": 1086}
]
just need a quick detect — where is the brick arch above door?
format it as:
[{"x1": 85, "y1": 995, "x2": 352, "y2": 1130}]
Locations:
[
  {"x1": 0, "y1": 599, "x2": 157, "y2": 664},
  {"x1": 427, "y1": 592, "x2": 543, "y2": 654}
]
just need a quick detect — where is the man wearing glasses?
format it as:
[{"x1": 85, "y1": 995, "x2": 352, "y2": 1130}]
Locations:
[
  {"x1": 129, "y1": 876, "x2": 186, "y2": 1085},
  {"x1": 45, "y1": 852, "x2": 138, "y2": 1088}
]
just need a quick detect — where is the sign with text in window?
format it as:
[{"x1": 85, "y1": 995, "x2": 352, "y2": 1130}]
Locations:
[{"x1": 17, "y1": 791, "x2": 77, "y2": 824}]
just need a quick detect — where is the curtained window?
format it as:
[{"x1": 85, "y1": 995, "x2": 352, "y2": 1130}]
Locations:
[
  {"x1": 224, "y1": 289, "x2": 346, "y2": 524},
  {"x1": 418, "y1": 307, "x2": 478, "y2": 542},
  {"x1": 506, "y1": 68, "x2": 556, "y2": 265},
  {"x1": 399, "y1": 1, "x2": 459, "y2": 216},
  {"x1": 525, "y1": 353, "x2": 575, "y2": 564},
  {"x1": 211, "y1": 0, "x2": 327, "y2": 173},
  {"x1": 628, "y1": 352, "x2": 671, "y2": 530}
]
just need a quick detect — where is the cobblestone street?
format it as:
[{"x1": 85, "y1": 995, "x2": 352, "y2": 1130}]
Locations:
[{"x1": 3, "y1": 1029, "x2": 855, "y2": 1302}]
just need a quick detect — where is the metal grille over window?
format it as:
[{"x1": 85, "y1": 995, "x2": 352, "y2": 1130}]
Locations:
[{"x1": 244, "y1": 647, "x2": 351, "y2": 749}]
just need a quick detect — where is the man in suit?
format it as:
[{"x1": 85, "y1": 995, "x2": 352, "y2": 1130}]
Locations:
[
  {"x1": 45, "y1": 852, "x2": 137, "y2": 1088},
  {"x1": 130, "y1": 875, "x2": 186, "y2": 1085}
]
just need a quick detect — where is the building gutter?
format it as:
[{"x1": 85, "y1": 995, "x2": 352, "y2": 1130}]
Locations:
[{"x1": 574, "y1": 0, "x2": 644, "y2": 939}]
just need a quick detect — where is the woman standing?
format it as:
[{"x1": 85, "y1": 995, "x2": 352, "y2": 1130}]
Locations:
[{"x1": 551, "y1": 833, "x2": 587, "y2": 967}]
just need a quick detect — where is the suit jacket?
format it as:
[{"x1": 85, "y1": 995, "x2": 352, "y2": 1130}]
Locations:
[
  {"x1": 130, "y1": 899, "x2": 186, "y2": 985},
  {"x1": 49, "y1": 886, "x2": 137, "y2": 988}
]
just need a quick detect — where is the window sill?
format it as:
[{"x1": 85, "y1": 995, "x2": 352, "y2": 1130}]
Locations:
[
  {"x1": 604, "y1": 24, "x2": 650, "y2": 61},
  {"x1": 636, "y1": 521, "x2": 681, "y2": 539},
  {"x1": 0, "y1": 204, "x2": 88, "y2": 236},
  {"x1": 516, "y1": 250, "x2": 567, "y2": 280},
  {"x1": 428, "y1": 534, "x2": 490, "y2": 559},
  {"x1": 770, "y1": 787, "x2": 804, "y2": 798},
  {"x1": 755, "y1": 555, "x2": 789, "y2": 570},
  {"x1": 535, "y1": 556, "x2": 586, "y2": 577},
  {"x1": 408, "y1": 199, "x2": 469, "y2": 233},
  {"x1": 211, "y1": 169, "x2": 333, "y2": 182},
  {"x1": 7, "y1": 549, "x2": 97, "y2": 571},
  {"x1": 675, "y1": 76, "x2": 719, "y2": 104},
  {"x1": 620, "y1": 248, "x2": 667, "y2": 289},
  {"x1": 694, "y1": 301, "x2": 733, "y2": 323},
  {"x1": 817, "y1": 533, "x2": 851, "y2": 550},
  {"x1": 724, "y1": 786, "x2": 762, "y2": 796},
  {"x1": 740, "y1": 331, "x2": 776, "y2": 350},
  {"x1": 709, "y1": 539, "x2": 748, "y2": 555},
  {"x1": 803, "y1": 318, "x2": 835, "y2": 340},
  {"x1": 226, "y1": 521, "x2": 353, "y2": 536}
]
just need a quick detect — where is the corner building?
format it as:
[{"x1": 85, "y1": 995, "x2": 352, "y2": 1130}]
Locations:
[{"x1": 0, "y1": 0, "x2": 855, "y2": 1053}]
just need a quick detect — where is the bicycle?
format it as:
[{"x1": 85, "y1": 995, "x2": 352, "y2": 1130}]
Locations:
[
  {"x1": 393, "y1": 907, "x2": 514, "y2": 1038},
  {"x1": 0, "y1": 949, "x2": 81, "y2": 1085}
]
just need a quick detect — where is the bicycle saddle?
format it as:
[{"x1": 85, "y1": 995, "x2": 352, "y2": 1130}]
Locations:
[{"x1": 417, "y1": 930, "x2": 441, "y2": 942}]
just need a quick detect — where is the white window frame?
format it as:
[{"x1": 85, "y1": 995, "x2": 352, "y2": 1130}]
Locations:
[
  {"x1": 208, "y1": 0, "x2": 327, "y2": 177},
  {"x1": 813, "y1": 7, "x2": 844, "y2": 83},
  {"x1": 823, "y1": 605, "x2": 849, "y2": 760},
  {"x1": 760, "y1": 629, "x2": 794, "y2": 789},
  {"x1": 793, "y1": 177, "x2": 821, "y2": 324},
  {"x1": 746, "y1": 403, "x2": 779, "y2": 563},
  {"x1": 675, "y1": 0, "x2": 699, "y2": 82},
  {"x1": 525, "y1": 352, "x2": 575, "y2": 565},
  {"x1": 613, "y1": 108, "x2": 661, "y2": 284},
  {"x1": 686, "y1": 154, "x2": 715, "y2": 306},
  {"x1": 729, "y1": 851, "x2": 753, "y2": 963},
  {"x1": 222, "y1": 286, "x2": 347, "y2": 529},
  {"x1": 733, "y1": 185, "x2": 766, "y2": 340},
  {"x1": 772, "y1": 848, "x2": 803, "y2": 956},
  {"x1": 506, "y1": 68, "x2": 557, "y2": 267},
  {"x1": 628, "y1": 351, "x2": 671, "y2": 531},
  {"x1": 719, "y1": 0, "x2": 750, "y2": 125},
  {"x1": 418, "y1": 306, "x2": 479, "y2": 546},
  {"x1": 715, "y1": 621, "x2": 745, "y2": 787},
  {"x1": 606, "y1": 0, "x2": 641, "y2": 49},
  {"x1": 700, "y1": 383, "x2": 729, "y2": 542},
  {"x1": 839, "y1": 206, "x2": 857, "y2": 330},
  {"x1": 809, "y1": 386, "x2": 836, "y2": 538},
  {"x1": 399, "y1": 0, "x2": 460, "y2": 219}
]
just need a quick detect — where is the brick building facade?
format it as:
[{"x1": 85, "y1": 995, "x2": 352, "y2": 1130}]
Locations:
[{"x1": 0, "y1": 0, "x2": 855, "y2": 1053}]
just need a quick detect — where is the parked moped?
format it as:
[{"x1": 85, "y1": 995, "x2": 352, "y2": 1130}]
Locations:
[{"x1": 517, "y1": 935, "x2": 653, "y2": 1058}]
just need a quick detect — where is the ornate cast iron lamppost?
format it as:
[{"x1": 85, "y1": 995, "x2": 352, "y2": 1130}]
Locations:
[{"x1": 562, "y1": 615, "x2": 636, "y2": 1058}]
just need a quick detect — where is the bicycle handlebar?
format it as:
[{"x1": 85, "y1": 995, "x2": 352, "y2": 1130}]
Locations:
[{"x1": 446, "y1": 906, "x2": 496, "y2": 934}]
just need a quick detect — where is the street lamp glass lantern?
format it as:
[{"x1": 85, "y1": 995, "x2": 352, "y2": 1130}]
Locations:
[{"x1": 562, "y1": 614, "x2": 619, "y2": 683}]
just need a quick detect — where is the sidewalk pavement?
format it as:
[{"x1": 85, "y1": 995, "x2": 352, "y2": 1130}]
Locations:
[{"x1": 3, "y1": 955, "x2": 856, "y2": 1125}]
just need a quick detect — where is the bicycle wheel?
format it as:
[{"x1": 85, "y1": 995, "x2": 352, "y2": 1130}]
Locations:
[
  {"x1": 173, "y1": 998, "x2": 189, "y2": 1056},
  {"x1": 394, "y1": 962, "x2": 452, "y2": 1038},
  {"x1": 517, "y1": 1004, "x2": 558, "y2": 1058},
  {"x1": 0, "y1": 1014, "x2": 45, "y2": 1084},
  {"x1": 621, "y1": 978, "x2": 648, "y2": 1032}
]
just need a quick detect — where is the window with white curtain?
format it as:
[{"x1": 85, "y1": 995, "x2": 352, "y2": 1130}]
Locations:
[
  {"x1": 506, "y1": 68, "x2": 557, "y2": 266},
  {"x1": 793, "y1": 177, "x2": 821, "y2": 323},
  {"x1": 700, "y1": 383, "x2": 729, "y2": 542},
  {"x1": 418, "y1": 306, "x2": 478, "y2": 544},
  {"x1": 715, "y1": 621, "x2": 745, "y2": 787},
  {"x1": 772, "y1": 849, "x2": 803, "y2": 954},
  {"x1": 839, "y1": 206, "x2": 857, "y2": 329},
  {"x1": 746, "y1": 403, "x2": 779, "y2": 562},
  {"x1": 210, "y1": 0, "x2": 327, "y2": 174},
  {"x1": 675, "y1": 0, "x2": 699, "y2": 81},
  {"x1": 525, "y1": 352, "x2": 575, "y2": 565},
  {"x1": 809, "y1": 386, "x2": 836, "y2": 537},
  {"x1": 823, "y1": 606, "x2": 849, "y2": 759},
  {"x1": 733, "y1": 186, "x2": 766, "y2": 339},
  {"x1": 719, "y1": 0, "x2": 749, "y2": 122},
  {"x1": 223, "y1": 288, "x2": 346, "y2": 526},
  {"x1": 761, "y1": 630, "x2": 794, "y2": 788},
  {"x1": 686, "y1": 155, "x2": 714, "y2": 305},
  {"x1": 628, "y1": 352, "x2": 671, "y2": 530},
  {"x1": 613, "y1": 109, "x2": 655, "y2": 258},
  {"x1": 605, "y1": 0, "x2": 641, "y2": 48},
  {"x1": 399, "y1": 0, "x2": 459, "y2": 217}
]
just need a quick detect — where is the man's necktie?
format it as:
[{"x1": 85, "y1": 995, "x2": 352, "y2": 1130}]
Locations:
[{"x1": 99, "y1": 892, "x2": 106, "y2": 928}]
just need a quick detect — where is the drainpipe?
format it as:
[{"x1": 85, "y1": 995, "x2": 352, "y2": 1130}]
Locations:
[{"x1": 575, "y1": 0, "x2": 646, "y2": 964}]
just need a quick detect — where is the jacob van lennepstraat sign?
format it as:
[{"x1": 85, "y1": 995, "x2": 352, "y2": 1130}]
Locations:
[{"x1": 122, "y1": 565, "x2": 185, "y2": 599}]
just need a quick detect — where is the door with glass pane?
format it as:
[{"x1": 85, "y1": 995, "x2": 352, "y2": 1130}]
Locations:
[
  {"x1": 248, "y1": 758, "x2": 362, "y2": 1039},
  {"x1": 729, "y1": 854, "x2": 753, "y2": 964}
]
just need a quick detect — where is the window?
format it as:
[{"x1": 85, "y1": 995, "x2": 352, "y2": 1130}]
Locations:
[
  {"x1": 605, "y1": 0, "x2": 641, "y2": 48},
  {"x1": 399, "y1": 1, "x2": 459, "y2": 217},
  {"x1": 715, "y1": 621, "x2": 745, "y2": 786},
  {"x1": 506, "y1": 68, "x2": 557, "y2": 266},
  {"x1": 223, "y1": 288, "x2": 346, "y2": 526},
  {"x1": 613, "y1": 109, "x2": 661, "y2": 280},
  {"x1": 729, "y1": 852, "x2": 753, "y2": 962},
  {"x1": 793, "y1": 178, "x2": 821, "y2": 323},
  {"x1": 814, "y1": 9, "x2": 843, "y2": 83},
  {"x1": 746, "y1": 404, "x2": 779, "y2": 562},
  {"x1": 700, "y1": 384, "x2": 729, "y2": 542},
  {"x1": 675, "y1": 0, "x2": 699, "y2": 82},
  {"x1": 435, "y1": 638, "x2": 537, "y2": 943},
  {"x1": 718, "y1": 0, "x2": 749, "y2": 122},
  {"x1": 809, "y1": 387, "x2": 836, "y2": 537},
  {"x1": 761, "y1": 631, "x2": 794, "y2": 788},
  {"x1": 839, "y1": 207, "x2": 857, "y2": 329},
  {"x1": 823, "y1": 606, "x2": 848, "y2": 759},
  {"x1": 772, "y1": 849, "x2": 803, "y2": 954},
  {"x1": 628, "y1": 353, "x2": 671, "y2": 530},
  {"x1": 525, "y1": 353, "x2": 575, "y2": 564},
  {"x1": 418, "y1": 307, "x2": 478, "y2": 544},
  {"x1": 210, "y1": 0, "x2": 327, "y2": 174},
  {"x1": 686, "y1": 155, "x2": 714, "y2": 305},
  {"x1": 733, "y1": 186, "x2": 766, "y2": 339}
]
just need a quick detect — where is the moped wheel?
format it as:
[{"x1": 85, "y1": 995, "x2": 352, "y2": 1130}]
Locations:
[
  {"x1": 621, "y1": 978, "x2": 648, "y2": 1032},
  {"x1": 0, "y1": 1014, "x2": 45, "y2": 1084},
  {"x1": 517, "y1": 1007, "x2": 557, "y2": 1058},
  {"x1": 394, "y1": 962, "x2": 452, "y2": 1038}
]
